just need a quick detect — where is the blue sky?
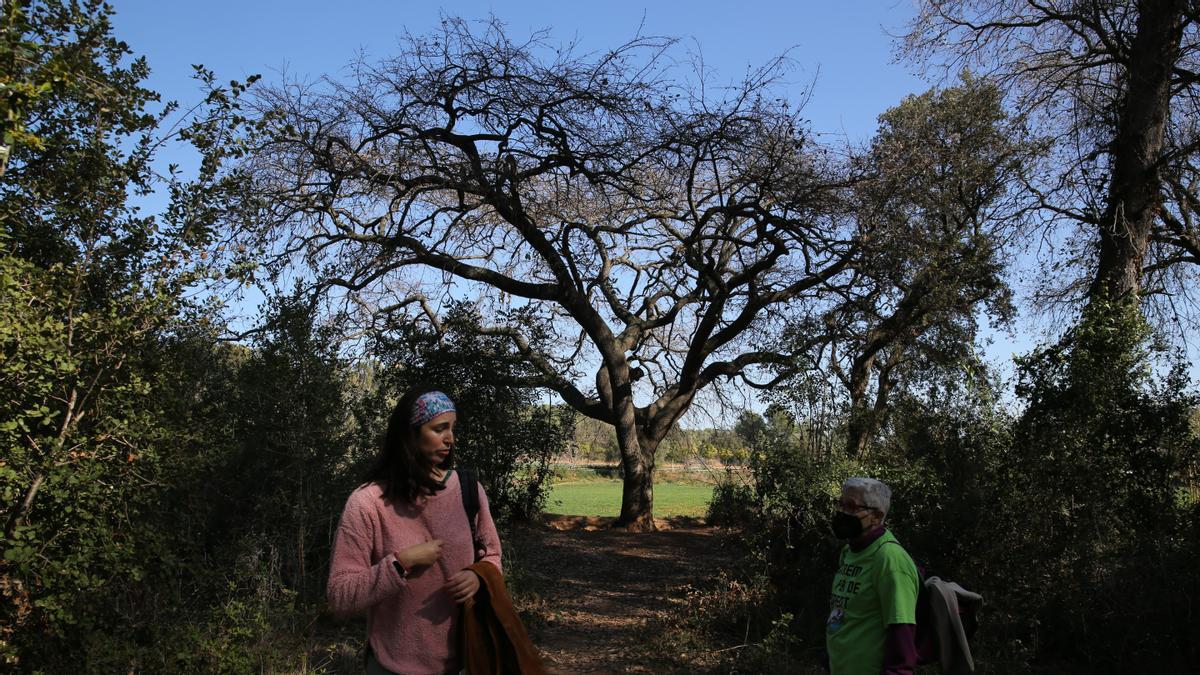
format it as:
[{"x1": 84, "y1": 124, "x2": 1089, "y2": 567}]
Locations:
[
  {"x1": 108, "y1": 1, "x2": 1065, "y2": 403},
  {"x1": 110, "y1": 1, "x2": 928, "y2": 145}
]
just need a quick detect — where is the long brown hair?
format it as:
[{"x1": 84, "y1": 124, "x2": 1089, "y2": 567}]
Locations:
[{"x1": 363, "y1": 384, "x2": 455, "y2": 504}]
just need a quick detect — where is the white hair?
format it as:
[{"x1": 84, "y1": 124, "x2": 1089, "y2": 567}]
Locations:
[{"x1": 842, "y1": 477, "x2": 892, "y2": 517}]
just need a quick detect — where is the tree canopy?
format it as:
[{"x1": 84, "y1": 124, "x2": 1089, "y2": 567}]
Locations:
[
  {"x1": 815, "y1": 74, "x2": 1029, "y2": 456},
  {"x1": 212, "y1": 18, "x2": 864, "y2": 528}
]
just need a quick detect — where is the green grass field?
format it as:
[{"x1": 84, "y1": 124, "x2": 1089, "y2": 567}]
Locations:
[{"x1": 546, "y1": 480, "x2": 714, "y2": 517}]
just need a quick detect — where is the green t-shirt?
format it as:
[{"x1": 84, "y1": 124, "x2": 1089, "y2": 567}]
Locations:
[{"x1": 826, "y1": 529, "x2": 919, "y2": 675}]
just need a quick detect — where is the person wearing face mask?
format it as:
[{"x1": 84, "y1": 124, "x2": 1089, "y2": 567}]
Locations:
[
  {"x1": 825, "y1": 477, "x2": 920, "y2": 675},
  {"x1": 326, "y1": 386, "x2": 503, "y2": 675}
]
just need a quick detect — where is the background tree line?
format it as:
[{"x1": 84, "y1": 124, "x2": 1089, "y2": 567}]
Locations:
[{"x1": 1, "y1": 0, "x2": 1198, "y2": 672}]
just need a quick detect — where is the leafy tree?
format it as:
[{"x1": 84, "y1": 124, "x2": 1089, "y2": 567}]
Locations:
[
  {"x1": 0, "y1": 255, "x2": 165, "y2": 666},
  {"x1": 0, "y1": 1, "x2": 256, "y2": 667},
  {"x1": 0, "y1": 0, "x2": 193, "y2": 666},
  {"x1": 213, "y1": 18, "x2": 859, "y2": 529},
  {"x1": 225, "y1": 297, "x2": 355, "y2": 601},
  {"x1": 813, "y1": 75, "x2": 1026, "y2": 456},
  {"x1": 1, "y1": 1, "x2": 45, "y2": 175},
  {"x1": 733, "y1": 410, "x2": 768, "y2": 448}
]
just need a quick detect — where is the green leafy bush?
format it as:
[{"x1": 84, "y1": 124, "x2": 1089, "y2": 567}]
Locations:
[
  {"x1": 705, "y1": 474, "x2": 757, "y2": 526},
  {"x1": 975, "y1": 299, "x2": 1200, "y2": 671}
]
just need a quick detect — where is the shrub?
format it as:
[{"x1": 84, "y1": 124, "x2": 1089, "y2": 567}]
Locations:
[
  {"x1": 975, "y1": 299, "x2": 1200, "y2": 671},
  {"x1": 705, "y1": 473, "x2": 757, "y2": 526}
]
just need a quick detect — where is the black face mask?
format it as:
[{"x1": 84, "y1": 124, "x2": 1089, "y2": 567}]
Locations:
[{"x1": 831, "y1": 511, "x2": 865, "y2": 540}]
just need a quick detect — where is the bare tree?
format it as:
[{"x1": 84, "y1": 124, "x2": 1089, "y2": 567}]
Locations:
[
  {"x1": 903, "y1": 0, "x2": 1200, "y2": 317},
  {"x1": 216, "y1": 19, "x2": 857, "y2": 529}
]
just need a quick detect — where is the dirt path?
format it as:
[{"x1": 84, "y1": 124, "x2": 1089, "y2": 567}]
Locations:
[{"x1": 508, "y1": 516, "x2": 742, "y2": 674}]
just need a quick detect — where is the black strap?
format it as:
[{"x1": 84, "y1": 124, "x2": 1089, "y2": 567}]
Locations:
[{"x1": 458, "y1": 468, "x2": 481, "y2": 560}]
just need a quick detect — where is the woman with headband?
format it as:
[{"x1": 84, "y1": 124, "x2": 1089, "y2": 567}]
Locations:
[{"x1": 327, "y1": 385, "x2": 503, "y2": 675}]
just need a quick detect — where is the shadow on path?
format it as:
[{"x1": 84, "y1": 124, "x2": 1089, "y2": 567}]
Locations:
[{"x1": 510, "y1": 515, "x2": 741, "y2": 674}]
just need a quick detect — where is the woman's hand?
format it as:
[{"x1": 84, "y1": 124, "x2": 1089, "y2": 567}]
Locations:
[
  {"x1": 444, "y1": 570, "x2": 481, "y2": 604},
  {"x1": 398, "y1": 539, "x2": 443, "y2": 569}
]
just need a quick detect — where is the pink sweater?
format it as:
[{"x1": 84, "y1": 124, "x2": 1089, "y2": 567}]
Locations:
[{"x1": 327, "y1": 472, "x2": 503, "y2": 675}]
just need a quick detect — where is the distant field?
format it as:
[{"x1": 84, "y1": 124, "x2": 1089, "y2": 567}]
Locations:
[{"x1": 547, "y1": 480, "x2": 714, "y2": 517}]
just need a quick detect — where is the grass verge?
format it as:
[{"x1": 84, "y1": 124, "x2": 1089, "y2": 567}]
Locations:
[{"x1": 546, "y1": 481, "x2": 714, "y2": 518}]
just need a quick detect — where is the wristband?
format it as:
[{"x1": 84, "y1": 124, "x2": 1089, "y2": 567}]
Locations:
[{"x1": 393, "y1": 557, "x2": 409, "y2": 578}]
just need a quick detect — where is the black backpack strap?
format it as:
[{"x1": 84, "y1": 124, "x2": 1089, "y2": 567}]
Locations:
[{"x1": 457, "y1": 468, "x2": 481, "y2": 560}]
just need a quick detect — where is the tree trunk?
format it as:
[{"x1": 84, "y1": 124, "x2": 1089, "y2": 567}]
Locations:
[
  {"x1": 616, "y1": 436, "x2": 656, "y2": 532},
  {"x1": 610, "y1": 374, "x2": 656, "y2": 530},
  {"x1": 845, "y1": 408, "x2": 871, "y2": 459},
  {"x1": 1090, "y1": 0, "x2": 1187, "y2": 302},
  {"x1": 845, "y1": 351, "x2": 899, "y2": 458},
  {"x1": 844, "y1": 354, "x2": 876, "y2": 457}
]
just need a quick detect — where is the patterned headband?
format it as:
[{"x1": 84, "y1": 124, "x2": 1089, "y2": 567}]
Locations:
[{"x1": 410, "y1": 391, "x2": 456, "y2": 427}]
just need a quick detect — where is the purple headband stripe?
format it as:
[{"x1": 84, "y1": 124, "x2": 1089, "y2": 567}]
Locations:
[{"x1": 411, "y1": 391, "x2": 455, "y2": 427}]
